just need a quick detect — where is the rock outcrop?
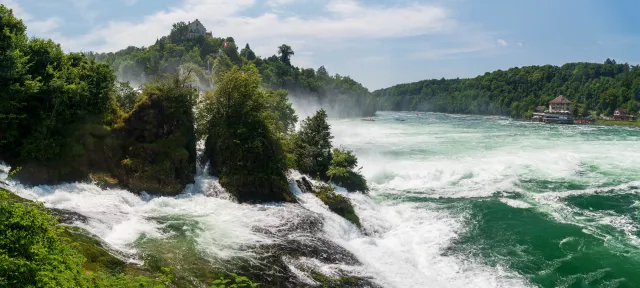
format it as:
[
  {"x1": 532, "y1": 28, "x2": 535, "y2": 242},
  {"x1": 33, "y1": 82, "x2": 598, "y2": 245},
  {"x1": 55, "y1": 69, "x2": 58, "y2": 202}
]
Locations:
[
  {"x1": 109, "y1": 93, "x2": 197, "y2": 196},
  {"x1": 296, "y1": 176, "x2": 361, "y2": 228}
]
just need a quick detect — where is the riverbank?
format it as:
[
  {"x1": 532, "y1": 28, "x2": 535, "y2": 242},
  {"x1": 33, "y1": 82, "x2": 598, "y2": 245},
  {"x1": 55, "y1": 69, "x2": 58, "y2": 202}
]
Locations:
[{"x1": 596, "y1": 119, "x2": 640, "y2": 127}]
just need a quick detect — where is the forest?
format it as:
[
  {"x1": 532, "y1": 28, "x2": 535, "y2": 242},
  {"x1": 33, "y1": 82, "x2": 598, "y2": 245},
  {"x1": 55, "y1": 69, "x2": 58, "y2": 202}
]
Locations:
[
  {"x1": 85, "y1": 21, "x2": 377, "y2": 118},
  {"x1": 373, "y1": 59, "x2": 640, "y2": 118}
]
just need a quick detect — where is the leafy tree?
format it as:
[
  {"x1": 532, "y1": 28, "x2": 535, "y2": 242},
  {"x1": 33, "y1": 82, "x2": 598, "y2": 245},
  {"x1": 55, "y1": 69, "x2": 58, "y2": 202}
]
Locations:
[
  {"x1": 277, "y1": 44, "x2": 294, "y2": 66},
  {"x1": 203, "y1": 65, "x2": 294, "y2": 203},
  {"x1": 292, "y1": 109, "x2": 333, "y2": 179},
  {"x1": 239, "y1": 43, "x2": 256, "y2": 61},
  {"x1": 0, "y1": 5, "x2": 117, "y2": 171},
  {"x1": 263, "y1": 88, "x2": 298, "y2": 135},
  {"x1": 116, "y1": 81, "x2": 141, "y2": 113},
  {"x1": 170, "y1": 21, "x2": 189, "y2": 43}
]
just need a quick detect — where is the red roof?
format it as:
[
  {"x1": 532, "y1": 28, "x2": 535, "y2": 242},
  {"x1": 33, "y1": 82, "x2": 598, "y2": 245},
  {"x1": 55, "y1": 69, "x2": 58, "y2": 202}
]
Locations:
[
  {"x1": 550, "y1": 95, "x2": 571, "y2": 104},
  {"x1": 615, "y1": 108, "x2": 628, "y2": 114},
  {"x1": 535, "y1": 106, "x2": 546, "y2": 111}
]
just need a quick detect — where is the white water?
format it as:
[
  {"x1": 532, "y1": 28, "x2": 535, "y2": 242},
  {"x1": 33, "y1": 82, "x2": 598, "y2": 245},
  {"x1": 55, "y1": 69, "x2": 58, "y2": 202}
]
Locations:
[{"x1": 18, "y1": 111, "x2": 640, "y2": 287}]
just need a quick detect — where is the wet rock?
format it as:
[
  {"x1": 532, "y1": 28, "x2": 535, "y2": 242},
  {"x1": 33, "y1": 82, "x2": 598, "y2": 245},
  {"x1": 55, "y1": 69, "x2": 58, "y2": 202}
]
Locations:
[
  {"x1": 296, "y1": 176, "x2": 315, "y2": 194},
  {"x1": 48, "y1": 208, "x2": 88, "y2": 225}
]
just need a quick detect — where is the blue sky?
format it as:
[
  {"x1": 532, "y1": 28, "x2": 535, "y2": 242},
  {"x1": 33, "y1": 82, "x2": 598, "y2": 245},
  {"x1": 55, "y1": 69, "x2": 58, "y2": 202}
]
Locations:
[{"x1": 2, "y1": 0, "x2": 639, "y2": 90}]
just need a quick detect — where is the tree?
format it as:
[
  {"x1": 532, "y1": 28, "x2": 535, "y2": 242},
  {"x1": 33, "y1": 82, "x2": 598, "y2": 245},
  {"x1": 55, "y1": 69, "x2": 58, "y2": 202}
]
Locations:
[
  {"x1": 292, "y1": 109, "x2": 333, "y2": 179},
  {"x1": 240, "y1": 43, "x2": 256, "y2": 61},
  {"x1": 203, "y1": 65, "x2": 294, "y2": 203},
  {"x1": 0, "y1": 4, "x2": 31, "y2": 156},
  {"x1": 277, "y1": 44, "x2": 294, "y2": 66},
  {"x1": 263, "y1": 88, "x2": 298, "y2": 135},
  {"x1": 170, "y1": 21, "x2": 188, "y2": 43},
  {"x1": 116, "y1": 81, "x2": 141, "y2": 113}
]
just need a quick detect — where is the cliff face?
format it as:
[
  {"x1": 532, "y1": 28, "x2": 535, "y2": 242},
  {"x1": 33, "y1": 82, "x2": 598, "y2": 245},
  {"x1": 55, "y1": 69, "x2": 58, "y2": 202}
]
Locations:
[{"x1": 109, "y1": 94, "x2": 197, "y2": 196}]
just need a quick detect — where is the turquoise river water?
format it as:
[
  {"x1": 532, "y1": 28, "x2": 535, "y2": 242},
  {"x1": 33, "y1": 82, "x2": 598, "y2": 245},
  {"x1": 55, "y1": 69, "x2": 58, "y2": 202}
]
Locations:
[
  {"x1": 331, "y1": 111, "x2": 640, "y2": 288},
  {"x1": 2, "y1": 111, "x2": 640, "y2": 288}
]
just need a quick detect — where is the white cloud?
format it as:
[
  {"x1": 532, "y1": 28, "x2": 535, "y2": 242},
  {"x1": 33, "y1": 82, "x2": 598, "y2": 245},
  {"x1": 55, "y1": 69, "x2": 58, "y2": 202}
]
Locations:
[
  {"x1": 517, "y1": 42, "x2": 523, "y2": 47},
  {"x1": 48, "y1": 0, "x2": 454, "y2": 57},
  {"x1": 5, "y1": 0, "x2": 499, "y2": 67},
  {"x1": 411, "y1": 45, "x2": 490, "y2": 60},
  {"x1": 70, "y1": 0, "x2": 98, "y2": 23},
  {"x1": 326, "y1": 0, "x2": 360, "y2": 15},
  {"x1": 497, "y1": 38, "x2": 508, "y2": 46},
  {"x1": 266, "y1": 0, "x2": 297, "y2": 8},
  {"x1": 0, "y1": 0, "x2": 63, "y2": 36}
]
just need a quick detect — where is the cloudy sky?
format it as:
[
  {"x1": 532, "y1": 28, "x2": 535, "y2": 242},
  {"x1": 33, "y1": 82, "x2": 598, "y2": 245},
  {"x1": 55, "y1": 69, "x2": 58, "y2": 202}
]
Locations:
[{"x1": 2, "y1": 0, "x2": 639, "y2": 90}]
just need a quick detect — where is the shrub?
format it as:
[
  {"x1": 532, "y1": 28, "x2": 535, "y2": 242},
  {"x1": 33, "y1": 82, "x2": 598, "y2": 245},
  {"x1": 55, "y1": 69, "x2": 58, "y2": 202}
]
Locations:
[{"x1": 327, "y1": 147, "x2": 369, "y2": 193}]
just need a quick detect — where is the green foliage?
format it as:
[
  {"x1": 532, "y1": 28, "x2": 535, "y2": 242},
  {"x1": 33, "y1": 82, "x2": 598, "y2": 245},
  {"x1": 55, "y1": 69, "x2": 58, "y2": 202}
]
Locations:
[
  {"x1": 112, "y1": 72, "x2": 198, "y2": 196},
  {"x1": 597, "y1": 119, "x2": 640, "y2": 127},
  {"x1": 277, "y1": 44, "x2": 294, "y2": 66},
  {"x1": 116, "y1": 81, "x2": 141, "y2": 113},
  {"x1": 328, "y1": 147, "x2": 368, "y2": 193},
  {"x1": 203, "y1": 65, "x2": 294, "y2": 203},
  {"x1": 315, "y1": 184, "x2": 361, "y2": 228},
  {"x1": 0, "y1": 199, "x2": 86, "y2": 287},
  {"x1": 374, "y1": 60, "x2": 640, "y2": 118},
  {"x1": 86, "y1": 21, "x2": 376, "y2": 118},
  {"x1": 0, "y1": 5, "x2": 117, "y2": 183},
  {"x1": 0, "y1": 187, "x2": 165, "y2": 288},
  {"x1": 263, "y1": 88, "x2": 298, "y2": 135},
  {"x1": 210, "y1": 273, "x2": 260, "y2": 288},
  {"x1": 291, "y1": 109, "x2": 333, "y2": 179}
]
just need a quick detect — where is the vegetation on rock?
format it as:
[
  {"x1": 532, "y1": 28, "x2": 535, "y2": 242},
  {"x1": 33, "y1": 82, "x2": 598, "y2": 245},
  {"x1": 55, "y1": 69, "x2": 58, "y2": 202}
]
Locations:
[
  {"x1": 201, "y1": 65, "x2": 294, "y2": 203},
  {"x1": 110, "y1": 73, "x2": 198, "y2": 196},
  {"x1": 291, "y1": 109, "x2": 334, "y2": 179},
  {"x1": 315, "y1": 184, "x2": 361, "y2": 228},
  {"x1": 327, "y1": 148, "x2": 368, "y2": 193},
  {"x1": 374, "y1": 60, "x2": 640, "y2": 118}
]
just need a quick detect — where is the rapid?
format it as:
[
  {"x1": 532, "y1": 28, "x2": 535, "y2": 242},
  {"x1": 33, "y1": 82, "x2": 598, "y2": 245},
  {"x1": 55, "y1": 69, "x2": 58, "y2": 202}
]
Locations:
[{"x1": 3, "y1": 111, "x2": 640, "y2": 287}]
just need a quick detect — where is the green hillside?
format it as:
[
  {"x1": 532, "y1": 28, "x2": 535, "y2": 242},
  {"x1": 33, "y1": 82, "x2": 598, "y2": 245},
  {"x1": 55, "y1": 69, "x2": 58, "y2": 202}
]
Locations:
[{"x1": 373, "y1": 59, "x2": 640, "y2": 118}]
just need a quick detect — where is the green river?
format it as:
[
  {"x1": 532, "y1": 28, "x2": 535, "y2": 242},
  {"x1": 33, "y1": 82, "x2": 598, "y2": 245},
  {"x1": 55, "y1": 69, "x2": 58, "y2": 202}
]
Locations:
[
  {"x1": 331, "y1": 111, "x2": 640, "y2": 288},
  {"x1": 4, "y1": 111, "x2": 640, "y2": 288}
]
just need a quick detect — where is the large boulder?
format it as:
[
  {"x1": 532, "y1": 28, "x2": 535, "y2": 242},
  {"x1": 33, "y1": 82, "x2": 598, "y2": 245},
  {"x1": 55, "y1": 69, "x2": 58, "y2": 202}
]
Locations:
[{"x1": 110, "y1": 91, "x2": 197, "y2": 196}]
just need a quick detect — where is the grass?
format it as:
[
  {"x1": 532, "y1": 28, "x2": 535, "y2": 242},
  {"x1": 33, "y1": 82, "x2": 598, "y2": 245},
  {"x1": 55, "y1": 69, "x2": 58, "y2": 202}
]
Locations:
[{"x1": 596, "y1": 119, "x2": 640, "y2": 127}]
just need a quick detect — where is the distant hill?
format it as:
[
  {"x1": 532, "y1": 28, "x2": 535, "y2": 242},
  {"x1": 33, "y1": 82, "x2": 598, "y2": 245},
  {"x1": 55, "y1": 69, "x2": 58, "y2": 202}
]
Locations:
[
  {"x1": 86, "y1": 21, "x2": 376, "y2": 118},
  {"x1": 372, "y1": 59, "x2": 639, "y2": 118}
]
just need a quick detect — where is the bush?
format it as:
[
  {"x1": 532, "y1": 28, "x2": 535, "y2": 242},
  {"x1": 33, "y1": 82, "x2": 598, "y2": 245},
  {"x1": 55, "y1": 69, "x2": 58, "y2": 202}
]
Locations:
[
  {"x1": 327, "y1": 147, "x2": 369, "y2": 193},
  {"x1": 315, "y1": 185, "x2": 361, "y2": 228},
  {"x1": 0, "y1": 188, "x2": 165, "y2": 287}
]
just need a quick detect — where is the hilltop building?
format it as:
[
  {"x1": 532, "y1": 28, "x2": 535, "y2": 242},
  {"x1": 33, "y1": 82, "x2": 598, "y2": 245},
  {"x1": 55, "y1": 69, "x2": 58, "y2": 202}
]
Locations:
[
  {"x1": 187, "y1": 19, "x2": 212, "y2": 38},
  {"x1": 549, "y1": 95, "x2": 573, "y2": 113}
]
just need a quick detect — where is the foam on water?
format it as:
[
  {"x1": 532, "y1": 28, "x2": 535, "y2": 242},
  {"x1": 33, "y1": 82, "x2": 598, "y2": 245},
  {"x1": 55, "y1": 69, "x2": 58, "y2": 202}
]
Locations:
[{"x1": 4, "y1": 111, "x2": 640, "y2": 287}]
